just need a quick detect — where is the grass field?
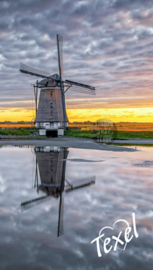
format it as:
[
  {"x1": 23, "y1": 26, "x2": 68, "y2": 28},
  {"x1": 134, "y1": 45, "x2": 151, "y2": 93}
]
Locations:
[
  {"x1": 1, "y1": 123, "x2": 153, "y2": 139},
  {"x1": 67, "y1": 122, "x2": 153, "y2": 139},
  {"x1": 65, "y1": 129, "x2": 153, "y2": 140},
  {"x1": 0, "y1": 128, "x2": 36, "y2": 136}
]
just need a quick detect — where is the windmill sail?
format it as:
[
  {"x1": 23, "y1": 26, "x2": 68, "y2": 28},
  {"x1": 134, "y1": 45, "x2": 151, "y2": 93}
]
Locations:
[
  {"x1": 20, "y1": 63, "x2": 51, "y2": 79},
  {"x1": 56, "y1": 34, "x2": 63, "y2": 76},
  {"x1": 21, "y1": 195, "x2": 50, "y2": 211},
  {"x1": 57, "y1": 34, "x2": 66, "y2": 126},
  {"x1": 57, "y1": 147, "x2": 68, "y2": 236},
  {"x1": 65, "y1": 79, "x2": 95, "y2": 95},
  {"x1": 57, "y1": 191, "x2": 64, "y2": 237},
  {"x1": 65, "y1": 176, "x2": 95, "y2": 192}
]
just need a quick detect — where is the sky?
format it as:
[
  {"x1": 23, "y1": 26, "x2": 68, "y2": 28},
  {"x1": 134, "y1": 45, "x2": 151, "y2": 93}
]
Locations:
[{"x1": 1, "y1": 0, "x2": 153, "y2": 122}]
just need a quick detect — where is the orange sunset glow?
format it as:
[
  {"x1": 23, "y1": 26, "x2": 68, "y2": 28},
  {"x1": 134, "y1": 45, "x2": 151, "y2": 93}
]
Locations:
[{"x1": 1, "y1": 107, "x2": 153, "y2": 123}]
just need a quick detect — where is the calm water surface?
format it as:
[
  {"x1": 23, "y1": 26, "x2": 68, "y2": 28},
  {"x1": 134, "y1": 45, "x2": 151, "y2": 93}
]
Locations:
[{"x1": 0, "y1": 145, "x2": 153, "y2": 270}]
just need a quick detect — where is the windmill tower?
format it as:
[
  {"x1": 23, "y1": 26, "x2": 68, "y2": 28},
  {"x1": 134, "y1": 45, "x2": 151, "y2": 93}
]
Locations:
[
  {"x1": 20, "y1": 34, "x2": 96, "y2": 137},
  {"x1": 21, "y1": 146, "x2": 95, "y2": 237}
]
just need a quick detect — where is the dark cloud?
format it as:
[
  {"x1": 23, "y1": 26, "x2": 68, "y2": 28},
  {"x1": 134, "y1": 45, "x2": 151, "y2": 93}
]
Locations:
[{"x1": 113, "y1": 0, "x2": 152, "y2": 9}]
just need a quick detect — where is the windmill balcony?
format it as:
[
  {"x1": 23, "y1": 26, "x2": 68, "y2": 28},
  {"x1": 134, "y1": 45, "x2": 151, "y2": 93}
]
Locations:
[
  {"x1": 35, "y1": 122, "x2": 63, "y2": 130},
  {"x1": 35, "y1": 122, "x2": 65, "y2": 137}
]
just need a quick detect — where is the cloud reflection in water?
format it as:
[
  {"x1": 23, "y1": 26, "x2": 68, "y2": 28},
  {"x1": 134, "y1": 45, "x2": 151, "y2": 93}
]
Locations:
[{"x1": 0, "y1": 145, "x2": 153, "y2": 269}]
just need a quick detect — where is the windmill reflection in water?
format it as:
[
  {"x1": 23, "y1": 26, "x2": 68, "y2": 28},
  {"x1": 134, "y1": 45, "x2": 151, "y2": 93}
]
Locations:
[{"x1": 21, "y1": 146, "x2": 95, "y2": 237}]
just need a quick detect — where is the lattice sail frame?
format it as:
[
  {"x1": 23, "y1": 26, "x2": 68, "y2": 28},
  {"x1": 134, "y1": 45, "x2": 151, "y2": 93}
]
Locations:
[
  {"x1": 20, "y1": 63, "x2": 51, "y2": 78},
  {"x1": 57, "y1": 35, "x2": 63, "y2": 76}
]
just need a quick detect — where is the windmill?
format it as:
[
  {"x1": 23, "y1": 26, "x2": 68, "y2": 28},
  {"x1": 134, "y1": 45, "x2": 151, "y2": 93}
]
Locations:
[
  {"x1": 20, "y1": 34, "x2": 96, "y2": 137},
  {"x1": 21, "y1": 146, "x2": 95, "y2": 237}
]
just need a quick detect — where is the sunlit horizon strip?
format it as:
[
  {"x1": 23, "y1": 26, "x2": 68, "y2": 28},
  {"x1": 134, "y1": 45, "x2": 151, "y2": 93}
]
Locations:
[{"x1": 1, "y1": 107, "x2": 153, "y2": 123}]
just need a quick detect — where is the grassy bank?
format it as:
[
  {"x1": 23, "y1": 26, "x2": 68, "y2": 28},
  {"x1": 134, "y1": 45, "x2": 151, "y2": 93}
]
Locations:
[
  {"x1": 1, "y1": 128, "x2": 153, "y2": 140},
  {"x1": 112, "y1": 130, "x2": 153, "y2": 139},
  {"x1": 0, "y1": 128, "x2": 36, "y2": 136},
  {"x1": 65, "y1": 129, "x2": 153, "y2": 139}
]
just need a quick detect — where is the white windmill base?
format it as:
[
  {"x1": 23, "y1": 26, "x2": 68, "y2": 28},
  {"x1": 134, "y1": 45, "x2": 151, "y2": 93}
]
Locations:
[
  {"x1": 38, "y1": 129, "x2": 64, "y2": 136},
  {"x1": 35, "y1": 122, "x2": 68, "y2": 137}
]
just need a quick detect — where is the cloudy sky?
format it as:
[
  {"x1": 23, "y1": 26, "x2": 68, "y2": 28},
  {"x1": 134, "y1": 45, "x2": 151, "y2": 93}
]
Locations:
[{"x1": 1, "y1": 0, "x2": 153, "y2": 122}]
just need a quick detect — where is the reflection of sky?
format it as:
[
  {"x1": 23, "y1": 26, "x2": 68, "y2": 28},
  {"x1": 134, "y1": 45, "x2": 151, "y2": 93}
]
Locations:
[{"x1": 0, "y1": 146, "x2": 153, "y2": 269}]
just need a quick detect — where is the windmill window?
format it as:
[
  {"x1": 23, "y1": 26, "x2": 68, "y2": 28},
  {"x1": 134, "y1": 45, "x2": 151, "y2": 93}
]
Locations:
[
  {"x1": 51, "y1": 111, "x2": 52, "y2": 114},
  {"x1": 50, "y1": 103, "x2": 53, "y2": 108},
  {"x1": 51, "y1": 91, "x2": 53, "y2": 96}
]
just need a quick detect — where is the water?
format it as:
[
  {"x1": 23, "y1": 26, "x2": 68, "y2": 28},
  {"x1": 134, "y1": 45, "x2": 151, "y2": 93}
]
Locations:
[{"x1": 0, "y1": 145, "x2": 153, "y2": 269}]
